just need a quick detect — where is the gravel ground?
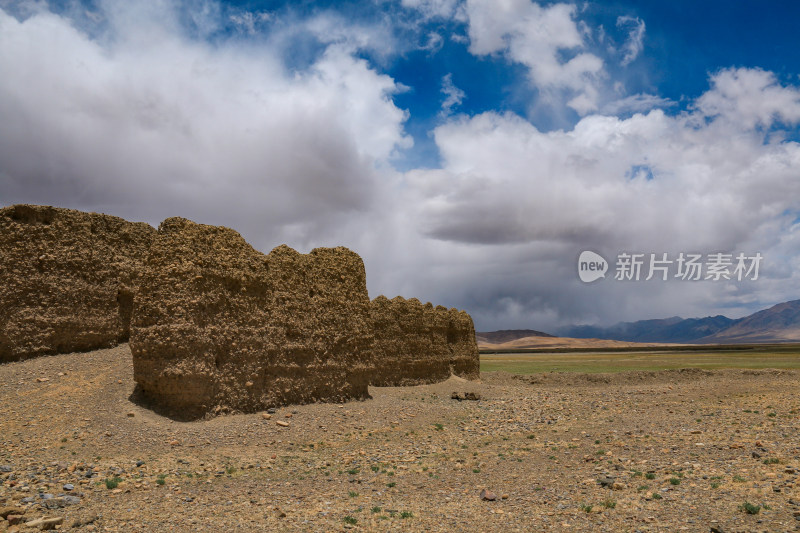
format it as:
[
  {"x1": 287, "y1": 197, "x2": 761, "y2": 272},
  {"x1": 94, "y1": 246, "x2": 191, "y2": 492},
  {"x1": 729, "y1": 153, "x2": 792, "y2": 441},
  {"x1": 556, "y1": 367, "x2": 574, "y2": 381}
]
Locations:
[{"x1": 1, "y1": 345, "x2": 799, "y2": 532}]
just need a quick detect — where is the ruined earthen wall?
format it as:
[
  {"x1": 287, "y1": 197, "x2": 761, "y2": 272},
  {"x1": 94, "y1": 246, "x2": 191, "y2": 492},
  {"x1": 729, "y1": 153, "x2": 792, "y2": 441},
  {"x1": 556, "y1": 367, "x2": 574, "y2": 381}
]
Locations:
[
  {"x1": 370, "y1": 296, "x2": 480, "y2": 386},
  {"x1": 0, "y1": 204, "x2": 155, "y2": 362},
  {"x1": 130, "y1": 217, "x2": 373, "y2": 418},
  {"x1": 447, "y1": 308, "x2": 481, "y2": 380}
]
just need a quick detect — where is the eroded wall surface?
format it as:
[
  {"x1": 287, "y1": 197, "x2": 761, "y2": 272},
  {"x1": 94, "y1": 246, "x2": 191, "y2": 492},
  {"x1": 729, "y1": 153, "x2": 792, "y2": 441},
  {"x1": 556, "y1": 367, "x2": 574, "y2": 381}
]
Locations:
[
  {"x1": 370, "y1": 296, "x2": 480, "y2": 386},
  {"x1": 0, "y1": 204, "x2": 155, "y2": 362},
  {"x1": 130, "y1": 217, "x2": 373, "y2": 418}
]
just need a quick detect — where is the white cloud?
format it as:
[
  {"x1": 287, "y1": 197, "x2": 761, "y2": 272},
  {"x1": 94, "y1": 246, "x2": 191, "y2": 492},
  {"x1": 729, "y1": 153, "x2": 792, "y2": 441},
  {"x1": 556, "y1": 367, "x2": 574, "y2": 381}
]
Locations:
[
  {"x1": 440, "y1": 73, "x2": 465, "y2": 116},
  {"x1": 0, "y1": 4, "x2": 410, "y2": 247},
  {"x1": 229, "y1": 11, "x2": 271, "y2": 36},
  {"x1": 401, "y1": 0, "x2": 460, "y2": 19},
  {"x1": 402, "y1": 67, "x2": 800, "y2": 328},
  {"x1": 601, "y1": 93, "x2": 675, "y2": 115},
  {"x1": 2, "y1": 2, "x2": 799, "y2": 331},
  {"x1": 616, "y1": 15, "x2": 645, "y2": 66},
  {"x1": 464, "y1": 0, "x2": 603, "y2": 114},
  {"x1": 696, "y1": 67, "x2": 800, "y2": 130}
]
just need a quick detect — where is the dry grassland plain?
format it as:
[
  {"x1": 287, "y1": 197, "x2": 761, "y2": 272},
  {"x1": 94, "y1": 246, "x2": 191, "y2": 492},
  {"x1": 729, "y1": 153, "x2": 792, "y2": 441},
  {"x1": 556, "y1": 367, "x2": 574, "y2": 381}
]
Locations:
[{"x1": 1, "y1": 345, "x2": 799, "y2": 532}]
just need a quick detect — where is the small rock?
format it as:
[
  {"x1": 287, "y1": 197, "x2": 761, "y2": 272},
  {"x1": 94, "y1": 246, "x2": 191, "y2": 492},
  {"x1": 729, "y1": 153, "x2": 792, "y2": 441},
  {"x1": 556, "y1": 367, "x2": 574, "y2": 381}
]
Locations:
[
  {"x1": 597, "y1": 477, "x2": 615, "y2": 488},
  {"x1": 70, "y1": 513, "x2": 98, "y2": 528},
  {"x1": 24, "y1": 517, "x2": 63, "y2": 530},
  {"x1": 41, "y1": 497, "x2": 73, "y2": 510},
  {"x1": 35, "y1": 377, "x2": 49, "y2": 383},
  {"x1": 7, "y1": 514, "x2": 24, "y2": 526},
  {"x1": 464, "y1": 392, "x2": 481, "y2": 401},
  {"x1": 276, "y1": 420, "x2": 290, "y2": 427},
  {"x1": 169, "y1": 440, "x2": 180, "y2": 446},
  {"x1": 710, "y1": 526, "x2": 725, "y2": 533},
  {"x1": 451, "y1": 392, "x2": 463, "y2": 401},
  {"x1": 611, "y1": 482, "x2": 626, "y2": 491},
  {"x1": 267, "y1": 408, "x2": 276, "y2": 414},
  {"x1": 0, "y1": 507, "x2": 24, "y2": 519},
  {"x1": 480, "y1": 489, "x2": 497, "y2": 501},
  {"x1": 126, "y1": 412, "x2": 135, "y2": 418},
  {"x1": 751, "y1": 451, "x2": 761, "y2": 459},
  {"x1": 136, "y1": 461, "x2": 145, "y2": 467},
  {"x1": 61, "y1": 496, "x2": 80, "y2": 506},
  {"x1": 261, "y1": 413, "x2": 272, "y2": 420},
  {"x1": 0, "y1": 466, "x2": 12, "y2": 473},
  {"x1": 63, "y1": 484, "x2": 74, "y2": 491}
]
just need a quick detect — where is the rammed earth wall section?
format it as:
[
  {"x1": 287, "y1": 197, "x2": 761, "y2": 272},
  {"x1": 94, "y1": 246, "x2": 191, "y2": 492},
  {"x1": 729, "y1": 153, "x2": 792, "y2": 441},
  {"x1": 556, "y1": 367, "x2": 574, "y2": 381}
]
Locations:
[
  {"x1": 0, "y1": 204, "x2": 155, "y2": 362},
  {"x1": 370, "y1": 296, "x2": 480, "y2": 386},
  {"x1": 130, "y1": 217, "x2": 373, "y2": 419}
]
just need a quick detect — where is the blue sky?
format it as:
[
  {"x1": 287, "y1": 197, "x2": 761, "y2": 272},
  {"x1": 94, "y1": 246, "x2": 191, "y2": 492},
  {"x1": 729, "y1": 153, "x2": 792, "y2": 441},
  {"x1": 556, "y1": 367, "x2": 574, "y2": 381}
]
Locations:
[{"x1": 2, "y1": 0, "x2": 800, "y2": 330}]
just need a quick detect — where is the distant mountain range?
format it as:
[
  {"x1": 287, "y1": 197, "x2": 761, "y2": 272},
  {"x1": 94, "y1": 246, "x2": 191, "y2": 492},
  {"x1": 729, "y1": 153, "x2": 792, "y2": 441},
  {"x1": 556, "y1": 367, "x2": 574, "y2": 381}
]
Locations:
[
  {"x1": 480, "y1": 300, "x2": 800, "y2": 345},
  {"x1": 700, "y1": 300, "x2": 800, "y2": 343},
  {"x1": 557, "y1": 315, "x2": 738, "y2": 344}
]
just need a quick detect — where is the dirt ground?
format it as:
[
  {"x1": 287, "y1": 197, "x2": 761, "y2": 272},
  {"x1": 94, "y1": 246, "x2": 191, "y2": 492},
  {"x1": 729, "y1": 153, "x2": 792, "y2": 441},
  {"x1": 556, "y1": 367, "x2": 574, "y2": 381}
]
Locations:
[{"x1": 1, "y1": 345, "x2": 799, "y2": 532}]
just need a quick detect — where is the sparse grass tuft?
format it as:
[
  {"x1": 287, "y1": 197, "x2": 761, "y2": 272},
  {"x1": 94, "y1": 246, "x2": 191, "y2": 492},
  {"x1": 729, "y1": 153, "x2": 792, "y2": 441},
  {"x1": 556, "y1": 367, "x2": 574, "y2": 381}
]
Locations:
[{"x1": 739, "y1": 501, "x2": 761, "y2": 514}]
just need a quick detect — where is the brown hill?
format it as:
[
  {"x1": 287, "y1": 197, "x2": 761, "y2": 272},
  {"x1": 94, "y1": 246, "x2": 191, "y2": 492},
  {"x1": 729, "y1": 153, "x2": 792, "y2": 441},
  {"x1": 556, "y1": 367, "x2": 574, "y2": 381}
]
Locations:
[
  {"x1": 479, "y1": 335, "x2": 678, "y2": 351},
  {"x1": 476, "y1": 329, "x2": 554, "y2": 345}
]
